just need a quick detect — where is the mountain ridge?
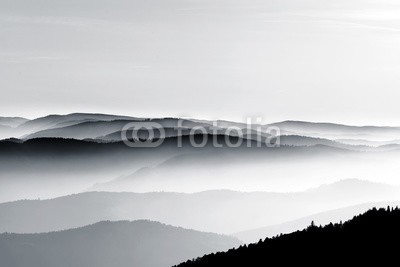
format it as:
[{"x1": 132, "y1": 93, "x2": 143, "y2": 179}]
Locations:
[
  {"x1": 1, "y1": 179, "x2": 399, "y2": 234},
  {"x1": 0, "y1": 219, "x2": 241, "y2": 267}
]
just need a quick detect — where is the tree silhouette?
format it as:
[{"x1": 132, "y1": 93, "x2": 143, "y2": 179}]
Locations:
[{"x1": 174, "y1": 207, "x2": 400, "y2": 266}]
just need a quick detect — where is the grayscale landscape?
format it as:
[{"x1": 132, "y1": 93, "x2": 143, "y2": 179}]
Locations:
[
  {"x1": 2, "y1": 114, "x2": 400, "y2": 266},
  {"x1": 2, "y1": 0, "x2": 400, "y2": 266}
]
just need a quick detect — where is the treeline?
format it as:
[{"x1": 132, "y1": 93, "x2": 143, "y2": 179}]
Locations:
[{"x1": 175, "y1": 207, "x2": 400, "y2": 266}]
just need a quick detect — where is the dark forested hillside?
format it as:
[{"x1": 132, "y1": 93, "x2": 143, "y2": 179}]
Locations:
[{"x1": 175, "y1": 207, "x2": 400, "y2": 266}]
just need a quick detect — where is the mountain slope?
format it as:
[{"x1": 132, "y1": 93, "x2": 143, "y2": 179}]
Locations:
[
  {"x1": 0, "y1": 135, "x2": 376, "y2": 202},
  {"x1": 0, "y1": 117, "x2": 29, "y2": 139},
  {"x1": 2, "y1": 118, "x2": 400, "y2": 201},
  {"x1": 8, "y1": 113, "x2": 137, "y2": 138},
  {"x1": 0, "y1": 220, "x2": 241, "y2": 267},
  {"x1": 0, "y1": 117, "x2": 28, "y2": 128},
  {"x1": 3, "y1": 114, "x2": 400, "y2": 144},
  {"x1": 89, "y1": 143, "x2": 400, "y2": 193},
  {"x1": 23, "y1": 118, "x2": 212, "y2": 140},
  {"x1": 269, "y1": 120, "x2": 400, "y2": 141},
  {"x1": 175, "y1": 207, "x2": 400, "y2": 266}
]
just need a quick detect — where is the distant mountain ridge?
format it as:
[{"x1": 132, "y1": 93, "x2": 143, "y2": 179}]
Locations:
[
  {"x1": 270, "y1": 120, "x2": 400, "y2": 132},
  {"x1": 11, "y1": 113, "x2": 139, "y2": 138},
  {"x1": 269, "y1": 120, "x2": 400, "y2": 141},
  {"x1": 0, "y1": 220, "x2": 241, "y2": 267},
  {"x1": 0, "y1": 117, "x2": 29, "y2": 139},
  {"x1": 1, "y1": 179, "x2": 399, "y2": 235},
  {"x1": 1, "y1": 133, "x2": 400, "y2": 202},
  {"x1": 2, "y1": 113, "x2": 400, "y2": 202},
  {"x1": 0, "y1": 117, "x2": 28, "y2": 128},
  {"x1": 1, "y1": 113, "x2": 400, "y2": 145}
]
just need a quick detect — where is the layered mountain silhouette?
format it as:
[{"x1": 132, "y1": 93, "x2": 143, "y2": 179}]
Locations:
[
  {"x1": 270, "y1": 120, "x2": 400, "y2": 141},
  {"x1": 0, "y1": 117, "x2": 28, "y2": 128},
  {"x1": 0, "y1": 117, "x2": 28, "y2": 139},
  {"x1": 89, "y1": 146, "x2": 400, "y2": 193},
  {"x1": 2, "y1": 113, "x2": 400, "y2": 147},
  {"x1": 335, "y1": 138, "x2": 400, "y2": 147},
  {"x1": 2, "y1": 113, "x2": 400, "y2": 202},
  {"x1": 9, "y1": 113, "x2": 138, "y2": 138},
  {"x1": 22, "y1": 118, "x2": 212, "y2": 140},
  {"x1": 1, "y1": 179, "x2": 399, "y2": 235},
  {"x1": 0, "y1": 135, "x2": 369, "y2": 201},
  {"x1": 175, "y1": 207, "x2": 400, "y2": 266},
  {"x1": 0, "y1": 220, "x2": 241, "y2": 267},
  {"x1": 1, "y1": 114, "x2": 400, "y2": 267}
]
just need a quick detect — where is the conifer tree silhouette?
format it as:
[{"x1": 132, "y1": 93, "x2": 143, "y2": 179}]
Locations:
[{"x1": 175, "y1": 207, "x2": 400, "y2": 267}]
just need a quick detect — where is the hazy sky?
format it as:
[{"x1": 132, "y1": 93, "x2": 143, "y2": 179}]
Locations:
[{"x1": 1, "y1": 0, "x2": 400, "y2": 125}]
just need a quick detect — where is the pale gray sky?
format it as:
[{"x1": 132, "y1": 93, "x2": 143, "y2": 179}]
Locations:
[{"x1": 1, "y1": 0, "x2": 400, "y2": 125}]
